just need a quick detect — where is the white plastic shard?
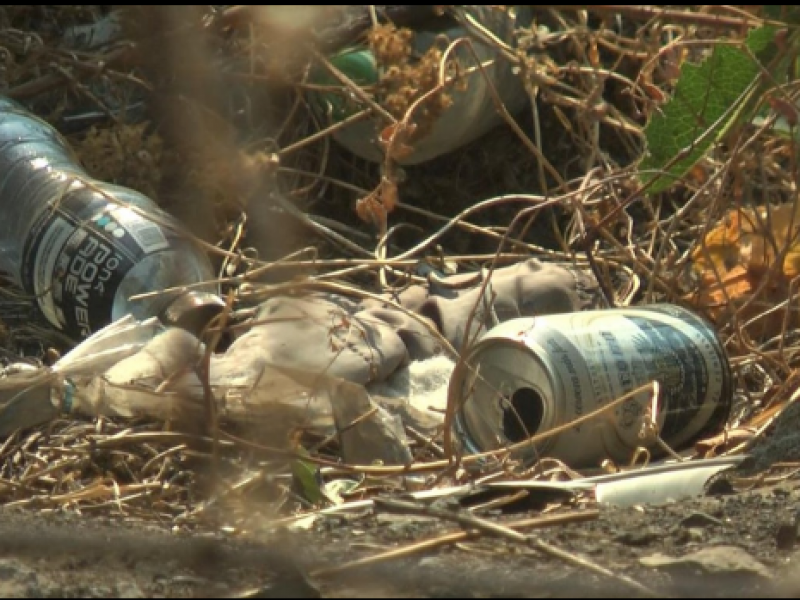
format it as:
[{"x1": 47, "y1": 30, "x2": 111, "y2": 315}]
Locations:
[
  {"x1": 52, "y1": 315, "x2": 164, "y2": 377},
  {"x1": 587, "y1": 455, "x2": 748, "y2": 507}
]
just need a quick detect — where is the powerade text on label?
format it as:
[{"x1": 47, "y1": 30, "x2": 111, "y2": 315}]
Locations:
[{"x1": 22, "y1": 186, "x2": 170, "y2": 339}]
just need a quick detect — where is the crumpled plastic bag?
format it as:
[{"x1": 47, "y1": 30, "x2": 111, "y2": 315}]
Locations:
[
  {"x1": 248, "y1": 258, "x2": 602, "y2": 385},
  {"x1": 0, "y1": 258, "x2": 602, "y2": 465}
]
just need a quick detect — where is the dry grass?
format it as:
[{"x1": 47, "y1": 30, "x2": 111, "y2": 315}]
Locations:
[{"x1": 1, "y1": 4, "x2": 800, "y2": 535}]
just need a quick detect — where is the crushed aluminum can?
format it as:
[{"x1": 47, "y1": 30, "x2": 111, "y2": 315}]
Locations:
[{"x1": 450, "y1": 304, "x2": 733, "y2": 468}]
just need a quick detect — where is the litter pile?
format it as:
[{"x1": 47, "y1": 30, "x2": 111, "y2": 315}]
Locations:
[{"x1": 2, "y1": 5, "x2": 800, "y2": 596}]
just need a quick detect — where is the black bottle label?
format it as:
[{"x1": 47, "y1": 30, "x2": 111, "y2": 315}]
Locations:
[{"x1": 22, "y1": 182, "x2": 172, "y2": 339}]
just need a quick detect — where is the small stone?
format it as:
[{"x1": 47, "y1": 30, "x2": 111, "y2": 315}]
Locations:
[
  {"x1": 640, "y1": 546, "x2": 772, "y2": 579},
  {"x1": 614, "y1": 528, "x2": 659, "y2": 547}
]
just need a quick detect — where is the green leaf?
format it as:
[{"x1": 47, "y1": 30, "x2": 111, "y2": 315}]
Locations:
[
  {"x1": 639, "y1": 26, "x2": 784, "y2": 194},
  {"x1": 291, "y1": 451, "x2": 325, "y2": 506}
]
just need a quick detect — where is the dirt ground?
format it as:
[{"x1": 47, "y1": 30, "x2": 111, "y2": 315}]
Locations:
[{"x1": 2, "y1": 470, "x2": 800, "y2": 599}]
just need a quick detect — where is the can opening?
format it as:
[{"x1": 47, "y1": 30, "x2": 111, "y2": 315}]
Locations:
[{"x1": 502, "y1": 387, "x2": 544, "y2": 442}]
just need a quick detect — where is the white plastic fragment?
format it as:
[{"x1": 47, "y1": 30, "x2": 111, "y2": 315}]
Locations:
[{"x1": 586, "y1": 455, "x2": 747, "y2": 507}]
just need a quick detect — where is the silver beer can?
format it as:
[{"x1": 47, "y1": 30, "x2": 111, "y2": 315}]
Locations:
[{"x1": 450, "y1": 304, "x2": 732, "y2": 468}]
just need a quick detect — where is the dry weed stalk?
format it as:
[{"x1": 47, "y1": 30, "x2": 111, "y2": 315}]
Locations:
[{"x1": 1, "y1": 5, "x2": 800, "y2": 535}]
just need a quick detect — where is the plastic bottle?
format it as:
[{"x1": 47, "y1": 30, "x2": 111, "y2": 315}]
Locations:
[
  {"x1": 0, "y1": 95, "x2": 221, "y2": 340},
  {"x1": 308, "y1": 6, "x2": 532, "y2": 165}
]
